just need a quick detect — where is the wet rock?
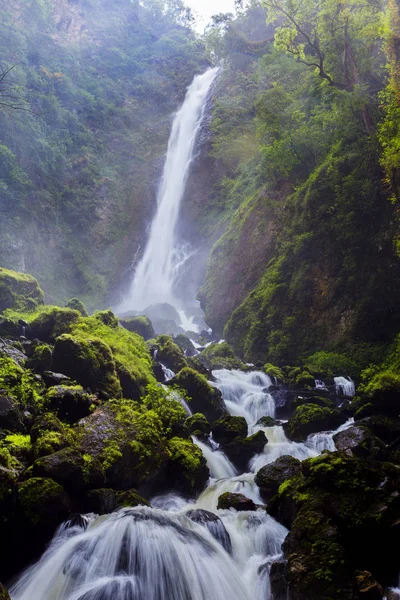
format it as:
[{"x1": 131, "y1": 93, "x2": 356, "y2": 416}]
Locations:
[
  {"x1": 333, "y1": 425, "x2": 388, "y2": 460},
  {"x1": 0, "y1": 339, "x2": 26, "y2": 365},
  {"x1": 285, "y1": 403, "x2": 346, "y2": 441},
  {"x1": 28, "y1": 307, "x2": 80, "y2": 342},
  {"x1": 143, "y1": 303, "x2": 181, "y2": 324},
  {"x1": 170, "y1": 367, "x2": 227, "y2": 423},
  {"x1": 26, "y1": 344, "x2": 53, "y2": 373},
  {"x1": 152, "y1": 335, "x2": 188, "y2": 373},
  {"x1": 186, "y1": 508, "x2": 232, "y2": 553},
  {"x1": 255, "y1": 455, "x2": 301, "y2": 502},
  {"x1": 44, "y1": 385, "x2": 96, "y2": 423},
  {"x1": 269, "y1": 560, "x2": 287, "y2": 600},
  {"x1": 186, "y1": 413, "x2": 211, "y2": 437},
  {"x1": 30, "y1": 413, "x2": 66, "y2": 444},
  {"x1": 256, "y1": 416, "x2": 280, "y2": 427},
  {"x1": 120, "y1": 315, "x2": 155, "y2": 341},
  {"x1": 174, "y1": 334, "x2": 197, "y2": 357},
  {"x1": 224, "y1": 430, "x2": 267, "y2": 471},
  {"x1": 211, "y1": 415, "x2": 248, "y2": 445},
  {"x1": 217, "y1": 492, "x2": 256, "y2": 511},
  {"x1": 42, "y1": 371, "x2": 71, "y2": 387},
  {"x1": 0, "y1": 396, "x2": 25, "y2": 433}
]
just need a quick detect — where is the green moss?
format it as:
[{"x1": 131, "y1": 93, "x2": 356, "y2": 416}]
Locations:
[
  {"x1": 186, "y1": 413, "x2": 211, "y2": 436},
  {"x1": 263, "y1": 363, "x2": 285, "y2": 381},
  {"x1": 120, "y1": 316, "x2": 155, "y2": 341},
  {"x1": 295, "y1": 370, "x2": 315, "y2": 387},
  {"x1": 34, "y1": 431, "x2": 65, "y2": 458},
  {"x1": 166, "y1": 436, "x2": 206, "y2": 486},
  {"x1": 154, "y1": 335, "x2": 188, "y2": 373},
  {"x1": 28, "y1": 307, "x2": 81, "y2": 342},
  {"x1": 27, "y1": 344, "x2": 53, "y2": 373},
  {"x1": 93, "y1": 310, "x2": 119, "y2": 328},
  {"x1": 198, "y1": 342, "x2": 246, "y2": 370},
  {"x1": 65, "y1": 298, "x2": 88, "y2": 317},
  {"x1": 287, "y1": 403, "x2": 345, "y2": 441},
  {"x1": 0, "y1": 356, "x2": 42, "y2": 407},
  {"x1": 0, "y1": 267, "x2": 44, "y2": 312},
  {"x1": 173, "y1": 367, "x2": 226, "y2": 423},
  {"x1": 304, "y1": 351, "x2": 359, "y2": 379},
  {"x1": 18, "y1": 477, "x2": 68, "y2": 526}
]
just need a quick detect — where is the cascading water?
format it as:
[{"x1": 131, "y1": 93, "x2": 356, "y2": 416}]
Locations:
[
  {"x1": 118, "y1": 68, "x2": 219, "y2": 314},
  {"x1": 10, "y1": 368, "x2": 355, "y2": 600},
  {"x1": 334, "y1": 376, "x2": 356, "y2": 397}
]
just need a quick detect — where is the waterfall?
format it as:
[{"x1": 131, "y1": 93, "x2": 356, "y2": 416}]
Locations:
[
  {"x1": 118, "y1": 68, "x2": 219, "y2": 314},
  {"x1": 334, "y1": 376, "x2": 356, "y2": 397}
]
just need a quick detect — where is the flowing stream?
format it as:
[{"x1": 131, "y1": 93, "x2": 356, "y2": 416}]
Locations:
[
  {"x1": 118, "y1": 67, "x2": 218, "y2": 314},
  {"x1": 10, "y1": 369, "x2": 353, "y2": 600}
]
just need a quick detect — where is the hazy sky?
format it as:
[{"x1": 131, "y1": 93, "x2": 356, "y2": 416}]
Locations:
[{"x1": 186, "y1": 0, "x2": 237, "y2": 31}]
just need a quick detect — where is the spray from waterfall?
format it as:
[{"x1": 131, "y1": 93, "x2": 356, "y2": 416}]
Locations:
[{"x1": 118, "y1": 68, "x2": 219, "y2": 314}]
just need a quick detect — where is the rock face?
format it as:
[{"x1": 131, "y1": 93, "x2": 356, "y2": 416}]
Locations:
[
  {"x1": 217, "y1": 492, "x2": 256, "y2": 511},
  {"x1": 0, "y1": 267, "x2": 44, "y2": 312},
  {"x1": 170, "y1": 367, "x2": 227, "y2": 423},
  {"x1": 333, "y1": 425, "x2": 388, "y2": 460},
  {"x1": 120, "y1": 316, "x2": 155, "y2": 340},
  {"x1": 268, "y1": 452, "x2": 400, "y2": 599},
  {"x1": 255, "y1": 455, "x2": 301, "y2": 502}
]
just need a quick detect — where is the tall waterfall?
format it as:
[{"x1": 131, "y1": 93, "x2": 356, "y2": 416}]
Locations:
[{"x1": 118, "y1": 68, "x2": 218, "y2": 313}]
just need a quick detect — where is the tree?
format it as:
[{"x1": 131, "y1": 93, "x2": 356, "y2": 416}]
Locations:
[
  {"x1": 0, "y1": 65, "x2": 30, "y2": 115},
  {"x1": 262, "y1": 0, "x2": 383, "y2": 91}
]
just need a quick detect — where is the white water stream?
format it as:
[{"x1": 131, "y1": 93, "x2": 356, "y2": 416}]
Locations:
[
  {"x1": 118, "y1": 67, "x2": 218, "y2": 314},
  {"x1": 10, "y1": 368, "x2": 354, "y2": 600}
]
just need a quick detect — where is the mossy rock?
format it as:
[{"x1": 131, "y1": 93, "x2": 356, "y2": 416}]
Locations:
[
  {"x1": 18, "y1": 476, "x2": 71, "y2": 528},
  {"x1": 0, "y1": 395, "x2": 25, "y2": 433},
  {"x1": 28, "y1": 307, "x2": 81, "y2": 342},
  {"x1": 0, "y1": 316, "x2": 20, "y2": 338},
  {"x1": 295, "y1": 370, "x2": 315, "y2": 388},
  {"x1": 52, "y1": 334, "x2": 121, "y2": 399},
  {"x1": 255, "y1": 455, "x2": 301, "y2": 502},
  {"x1": 32, "y1": 448, "x2": 104, "y2": 492},
  {"x1": 198, "y1": 341, "x2": 246, "y2": 370},
  {"x1": 186, "y1": 413, "x2": 211, "y2": 436},
  {"x1": 333, "y1": 425, "x2": 388, "y2": 461},
  {"x1": 360, "y1": 370, "x2": 400, "y2": 417},
  {"x1": 174, "y1": 334, "x2": 197, "y2": 356},
  {"x1": 120, "y1": 316, "x2": 155, "y2": 341},
  {"x1": 26, "y1": 344, "x2": 53, "y2": 373},
  {"x1": 291, "y1": 395, "x2": 336, "y2": 411},
  {"x1": 211, "y1": 415, "x2": 248, "y2": 445},
  {"x1": 0, "y1": 267, "x2": 44, "y2": 312},
  {"x1": 224, "y1": 430, "x2": 267, "y2": 471},
  {"x1": 93, "y1": 310, "x2": 119, "y2": 328},
  {"x1": 65, "y1": 298, "x2": 88, "y2": 317},
  {"x1": 154, "y1": 335, "x2": 188, "y2": 373},
  {"x1": 163, "y1": 436, "x2": 209, "y2": 496},
  {"x1": 84, "y1": 487, "x2": 150, "y2": 514},
  {"x1": 256, "y1": 416, "x2": 279, "y2": 427},
  {"x1": 30, "y1": 413, "x2": 66, "y2": 444},
  {"x1": 171, "y1": 367, "x2": 227, "y2": 423},
  {"x1": 285, "y1": 403, "x2": 346, "y2": 441},
  {"x1": 44, "y1": 385, "x2": 97, "y2": 423},
  {"x1": 263, "y1": 363, "x2": 285, "y2": 382},
  {"x1": 217, "y1": 492, "x2": 256, "y2": 511}
]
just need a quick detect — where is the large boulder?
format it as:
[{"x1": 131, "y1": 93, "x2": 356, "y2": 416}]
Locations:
[
  {"x1": 153, "y1": 335, "x2": 188, "y2": 373},
  {"x1": 268, "y1": 453, "x2": 400, "y2": 599},
  {"x1": 28, "y1": 307, "x2": 80, "y2": 342},
  {"x1": 285, "y1": 403, "x2": 346, "y2": 441},
  {"x1": 197, "y1": 341, "x2": 246, "y2": 370},
  {"x1": 211, "y1": 415, "x2": 248, "y2": 445},
  {"x1": 120, "y1": 316, "x2": 155, "y2": 340},
  {"x1": 170, "y1": 367, "x2": 227, "y2": 423},
  {"x1": 333, "y1": 425, "x2": 388, "y2": 460},
  {"x1": 32, "y1": 448, "x2": 104, "y2": 493},
  {"x1": 65, "y1": 298, "x2": 88, "y2": 317},
  {"x1": 255, "y1": 455, "x2": 301, "y2": 502},
  {"x1": 52, "y1": 334, "x2": 121, "y2": 398},
  {"x1": 174, "y1": 334, "x2": 197, "y2": 357},
  {"x1": 84, "y1": 488, "x2": 150, "y2": 514},
  {"x1": 186, "y1": 413, "x2": 211, "y2": 437},
  {"x1": 0, "y1": 267, "x2": 44, "y2": 312}
]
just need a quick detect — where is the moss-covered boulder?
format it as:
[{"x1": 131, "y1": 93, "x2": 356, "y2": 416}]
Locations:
[
  {"x1": 186, "y1": 413, "x2": 211, "y2": 437},
  {"x1": 18, "y1": 476, "x2": 71, "y2": 531},
  {"x1": 153, "y1": 335, "x2": 188, "y2": 373},
  {"x1": 26, "y1": 343, "x2": 53, "y2": 373},
  {"x1": 333, "y1": 425, "x2": 388, "y2": 461},
  {"x1": 84, "y1": 488, "x2": 150, "y2": 514},
  {"x1": 263, "y1": 363, "x2": 285, "y2": 382},
  {"x1": 174, "y1": 334, "x2": 197, "y2": 356},
  {"x1": 357, "y1": 371, "x2": 400, "y2": 417},
  {"x1": 255, "y1": 455, "x2": 301, "y2": 502},
  {"x1": 44, "y1": 385, "x2": 96, "y2": 423},
  {"x1": 224, "y1": 430, "x2": 268, "y2": 471},
  {"x1": 30, "y1": 413, "x2": 66, "y2": 444},
  {"x1": 65, "y1": 298, "x2": 88, "y2": 317},
  {"x1": 269, "y1": 453, "x2": 400, "y2": 598},
  {"x1": 217, "y1": 492, "x2": 256, "y2": 511},
  {"x1": 0, "y1": 267, "x2": 44, "y2": 312},
  {"x1": 256, "y1": 416, "x2": 280, "y2": 427},
  {"x1": 171, "y1": 367, "x2": 227, "y2": 423},
  {"x1": 32, "y1": 448, "x2": 104, "y2": 493},
  {"x1": 285, "y1": 404, "x2": 346, "y2": 441},
  {"x1": 52, "y1": 334, "x2": 121, "y2": 398},
  {"x1": 198, "y1": 341, "x2": 246, "y2": 370},
  {"x1": 211, "y1": 415, "x2": 248, "y2": 445},
  {"x1": 120, "y1": 316, "x2": 155, "y2": 341},
  {"x1": 28, "y1": 307, "x2": 81, "y2": 342},
  {"x1": 162, "y1": 437, "x2": 209, "y2": 496}
]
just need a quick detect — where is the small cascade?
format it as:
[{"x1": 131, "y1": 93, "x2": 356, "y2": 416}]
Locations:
[
  {"x1": 192, "y1": 437, "x2": 237, "y2": 479},
  {"x1": 315, "y1": 379, "x2": 327, "y2": 389},
  {"x1": 212, "y1": 369, "x2": 275, "y2": 426},
  {"x1": 334, "y1": 376, "x2": 356, "y2": 397},
  {"x1": 160, "y1": 363, "x2": 175, "y2": 381}
]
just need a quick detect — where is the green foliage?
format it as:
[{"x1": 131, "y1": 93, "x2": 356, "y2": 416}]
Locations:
[
  {"x1": 263, "y1": 363, "x2": 284, "y2": 381},
  {"x1": 0, "y1": 267, "x2": 44, "y2": 312},
  {"x1": 0, "y1": 356, "x2": 41, "y2": 406},
  {"x1": 26, "y1": 344, "x2": 52, "y2": 373},
  {"x1": 65, "y1": 298, "x2": 88, "y2": 317},
  {"x1": 304, "y1": 352, "x2": 358, "y2": 378}
]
